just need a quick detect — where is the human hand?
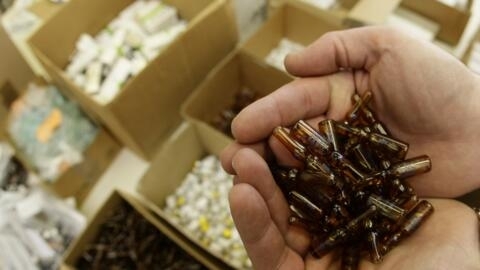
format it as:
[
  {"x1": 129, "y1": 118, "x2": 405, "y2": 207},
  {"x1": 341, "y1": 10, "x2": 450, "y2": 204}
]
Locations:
[
  {"x1": 223, "y1": 26, "x2": 480, "y2": 197},
  {"x1": 228, "y1": 148, "x2": 479, "y2": 269},
  {"x1": 222, "y1": 26, "x2": 480, "y2": 269}
]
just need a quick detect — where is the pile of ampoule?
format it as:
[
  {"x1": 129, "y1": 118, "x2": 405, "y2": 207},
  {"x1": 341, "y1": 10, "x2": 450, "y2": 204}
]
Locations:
[{"x1": 270, "y1": 91, "x2": 433, "y2": 269}]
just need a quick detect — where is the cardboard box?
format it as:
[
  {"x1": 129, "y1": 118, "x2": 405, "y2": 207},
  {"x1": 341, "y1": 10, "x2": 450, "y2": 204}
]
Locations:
[
  {"x1": 269, "y1": 0, "x2": 471, "y2": 45},
  {"x1": 2, "y1": 80, "x2": 121, "y2": 204},
  {"x1": 399, "y1": 0, "x2": 471, "y2": 45},
  {"x1": 241, "y1": 0, "x2": 344, "y2": 71},
  {"x1": 137, "y1": 123, "x2": 241, "y2": 269},
  {"x1": 268, "y1": 0, "x2": 357, "y2": 25},
  {"x1": 62, "y1": 189, "x2": 226, "y2": 269},
  {"x1": 0, "y1": 23, "x2": 35, "y2": 95},
  {"x1": 29, "y1": 0, "x2": 238, "y2": 160},
  {"x1": 181, "y1": 50, "x2": 292, "y2": 154}
]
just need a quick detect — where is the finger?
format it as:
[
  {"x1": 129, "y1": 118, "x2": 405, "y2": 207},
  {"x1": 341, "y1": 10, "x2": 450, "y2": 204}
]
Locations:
[
  {"x1": 231, "y1": 148, "x2": 311, "y2": 254},
  {"x1": 232, "y1": 72, "x2": 355, "y2": 144},
  {"x1": 285, "y1": 26, "x2": 395, "y2": 77},
  {"x1": 220, "y1": 141, "x2": 268, "y2": 174},
  {"x1": 229, "y1": 183, "x2": 304, "y2": 270}
]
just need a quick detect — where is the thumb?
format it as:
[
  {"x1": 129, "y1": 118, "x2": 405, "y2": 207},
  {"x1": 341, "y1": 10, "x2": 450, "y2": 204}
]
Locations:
[{"x1": 285, "y1": 26, "x2": 396, "y2": 77}]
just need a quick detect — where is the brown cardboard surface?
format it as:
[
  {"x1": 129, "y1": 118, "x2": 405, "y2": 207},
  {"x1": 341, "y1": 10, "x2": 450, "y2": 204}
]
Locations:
[
  {"x1": 270, "y1": 0, "x2": 470, "y2": 45},
  {"x1": 29, "y1": 0, "x2": 237, "y2": 160},
  {"x1": 269, "y1": 0, "x2": 357, "y2": 23},
  {"x1": 181, "y1": 50, "x2": 292, "y2": 154},
  {"x1": 344, "y1": 0, "x2": 470, "y2": 45},
  {"x1": 28, "y1": 0, "x2": 64, "y2": 20},
  {"x1": 242, "y1": 1, "x2": 343, "y2": 66},
  {"x1": 1, "y1": 79, "x2": 121, "y2": 204},
  {"x1": 346, "y1": 0, "x2": 401, "y2": 27},
  {"x1": 137, "y1": 123, "x2": 237, "y2": 269},
  {"x1": 0, "y1": 24, "x2": 35, "y2": 94},
  {"x1": 400, "y1": 0, "x2": 471, "y2": 45},
  {"x1": 63, "y1": 190, "x2": 226, "y2": 269}
]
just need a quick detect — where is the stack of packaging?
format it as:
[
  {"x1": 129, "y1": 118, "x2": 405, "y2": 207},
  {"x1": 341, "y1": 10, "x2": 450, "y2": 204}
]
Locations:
[
  {"x1": 164, "y1": 155, "x2": 252, "y2": 269},
  {"x1": 74, "y1": 200, "x2": 206, "y2": 269},
  {"x1": 0, "y1": 188, "x2": 86, "y2": 269},
  {"x1": 65, "y1": 0, "x2": 187, "y2": 105},
  {"x1": 7, "y1": 83, "x2": 97, "y2": 181}
]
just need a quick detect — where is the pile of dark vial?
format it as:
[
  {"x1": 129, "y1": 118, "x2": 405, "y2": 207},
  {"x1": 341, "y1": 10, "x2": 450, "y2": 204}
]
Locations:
[
  {"x1": 76, "y1": 201, "x2": 206, "y2": 270},
  {"x1": 270, "y1": 91, "x2": 434, "y2": 269},
  {"x1": 212, "y1": 88, "x2": 256, "y2": 137}
]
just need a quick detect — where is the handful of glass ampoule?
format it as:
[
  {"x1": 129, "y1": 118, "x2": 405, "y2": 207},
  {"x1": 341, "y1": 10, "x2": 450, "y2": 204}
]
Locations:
[{"x1": 270, "y1": 91, "x2": 433, "y2": 269}]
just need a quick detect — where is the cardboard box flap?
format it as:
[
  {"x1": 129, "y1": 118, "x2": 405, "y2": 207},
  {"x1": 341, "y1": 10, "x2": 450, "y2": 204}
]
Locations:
[
  {"x1": 137, "y1": 123, "x2": 202, "y2": 207},
  {"x1": 346, "y1": 0, "x2": 401, "y2": 26},
  {"x1": 0, "y1": 24, "x2": 35, "y2": 93},
  {"x1": 137, "y1": 123, "x2": 241, "y2": 268},
  {"x1": 243, "y1": 1, "x2": 343, "y2": 60},
  {"x1": 181, "y1": 51, "x2": 292, "y2": 155},
  {"x1": 401, "y1": 0, "x2": 471, "y2": 45}
]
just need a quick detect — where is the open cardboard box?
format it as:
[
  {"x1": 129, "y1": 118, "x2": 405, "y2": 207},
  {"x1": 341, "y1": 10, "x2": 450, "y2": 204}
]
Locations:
[
  {"x1": 0, "y1": 78, "x2": 120, "y2": 204},
  {"x1": 137, "y1": 123, "x2": 242, "y2": 269},
  {"x1": 272, "y1": 0, "x2": 471, "y2": 46},
  {"x1": 181, "y1": 50, "x2": 292, "y2": 154},
  {"x1": 241, "y1": 0, "x2": 344, "y2": 73},
  {"x1": 62, "y1": 189, "x2": 226, "y2": 269},
  {"x1": 29, "y1": 0, "x2": 237, "y2": 160}
]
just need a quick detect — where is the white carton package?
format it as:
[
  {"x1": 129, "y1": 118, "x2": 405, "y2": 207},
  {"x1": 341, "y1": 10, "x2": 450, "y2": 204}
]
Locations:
[
  {"x1": 65, "y1": 0, "x2": 186, "y2": 105},
  {"x1": 139, "y1": 5, "x2": 179, "y2": 34},
  {"x1": 85, "y1": 61, "x2": 103, "y2": 94}
]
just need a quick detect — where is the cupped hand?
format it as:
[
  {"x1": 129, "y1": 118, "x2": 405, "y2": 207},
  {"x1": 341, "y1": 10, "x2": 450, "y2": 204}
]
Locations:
[
  {"x1": 222, "y1": 26, "x2": 480, "y2": 269},
  {"x1": 229, "y1": 148, "x2": 480, "y2": 270}
]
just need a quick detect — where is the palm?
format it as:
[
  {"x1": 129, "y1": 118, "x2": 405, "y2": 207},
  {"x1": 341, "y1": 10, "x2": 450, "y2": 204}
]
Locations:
[
  {"x1": 298, "y1": 199, "x2": 479, "y2": 270},
  {"x1": 223, "y1": 27, "x2": 480, "y2": 270},
  {"x1": 228, "y1": 149, "x2": 479, "y2": 270}
]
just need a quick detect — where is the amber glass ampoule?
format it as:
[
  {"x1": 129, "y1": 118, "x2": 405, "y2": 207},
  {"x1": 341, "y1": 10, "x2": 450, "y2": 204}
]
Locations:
[
  {"x1": 386, "y1": 155, "x2": 431, "y2": 179},
  {"x1": 380, "y1": 200, "x2": 433, "y2": 254},
  {"x1": 364, "y1": 219, "x2": 382, "y2": 263},
  {"x1": 341, "y1": 245, "x2": 360, "y2": 270},
  {"x1": 289, "y1": 191, "x2": 324, "y2": 220},
  {"x1": 345, "y1": 92, "x2": 373, "y2": 125},
  {"x1": 367, "y1": 195, "x2": 405, "y2": 221},
  {"x1": 351, "y1": 144, "x2": 377, "y2": 172},
  {"x1": 291, "y1": 120, "x2": 331, "y2": 156},
  {"x1": 330, "y1": 151, "x2": 367, "y2": 184},
  {"x1": 336, "y1": 122, "x2": 409, "y2": 160},
  {"x1": 273, "y1": 127, "x2": 307, "y2": 161},
  {"x1": 318, "y1": 120, "x2": 340, "y2": 152},
  {"x1": 270, "y1": 165, "x2": 298, "y2": 194},
  {"x1": 311, "y1": 205, "x2": 377, "y2": 258}
]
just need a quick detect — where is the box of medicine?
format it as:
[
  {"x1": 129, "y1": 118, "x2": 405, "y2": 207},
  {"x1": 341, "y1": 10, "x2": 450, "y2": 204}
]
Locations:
[{"x1": 29, "y1": 0, "x2": 237, "y2": 160}]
